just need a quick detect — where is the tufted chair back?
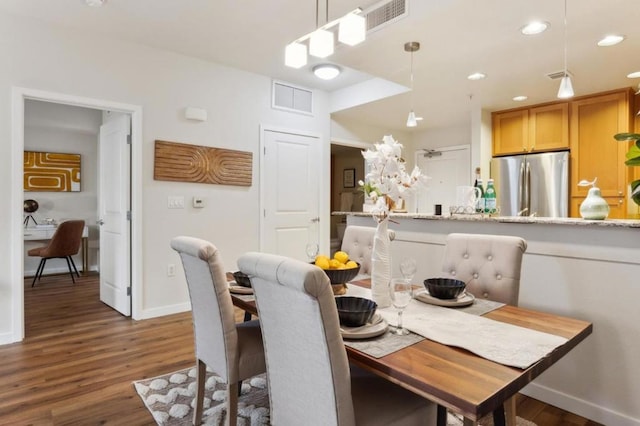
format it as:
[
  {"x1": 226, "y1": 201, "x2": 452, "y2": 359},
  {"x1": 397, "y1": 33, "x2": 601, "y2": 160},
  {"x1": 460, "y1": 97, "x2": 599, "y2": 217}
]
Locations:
[
  {"x1": 441, "y1": 233, "x2": 527, "y2": 306},
  {"x1": 340, "y1": 226, "x2": 395, "y2": 276}
]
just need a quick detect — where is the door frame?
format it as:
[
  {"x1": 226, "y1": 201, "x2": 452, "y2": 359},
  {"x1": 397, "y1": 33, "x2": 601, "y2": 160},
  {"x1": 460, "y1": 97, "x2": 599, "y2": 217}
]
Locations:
[
  {"x1": 259, "y1": 124, "x2": 326, "y2": 254},
  {"x1": 10, "y1": 87, "x2": 143, "y2": 342}
]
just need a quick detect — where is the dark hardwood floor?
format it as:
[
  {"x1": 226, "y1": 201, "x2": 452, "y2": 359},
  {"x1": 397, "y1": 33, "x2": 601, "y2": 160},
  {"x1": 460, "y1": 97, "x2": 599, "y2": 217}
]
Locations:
[{"x1": 0, "y1": 272, "x2": 601, "y2": 425}]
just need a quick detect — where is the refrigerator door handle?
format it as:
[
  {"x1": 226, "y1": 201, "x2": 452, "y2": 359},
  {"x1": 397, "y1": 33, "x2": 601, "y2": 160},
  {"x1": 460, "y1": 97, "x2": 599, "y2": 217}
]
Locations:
[
  {"x1": 525, "y1": 161, "x2": 531, "y2": 215},
  {"x1": 519, "y1": 162, "x2": 526, "y2": 214}
]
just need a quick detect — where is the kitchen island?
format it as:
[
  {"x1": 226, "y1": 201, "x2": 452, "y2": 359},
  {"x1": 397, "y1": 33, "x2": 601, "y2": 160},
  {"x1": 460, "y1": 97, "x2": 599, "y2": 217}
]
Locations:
[{"x1": 334, "y1": 212, "x2": 640, "y2": 426}]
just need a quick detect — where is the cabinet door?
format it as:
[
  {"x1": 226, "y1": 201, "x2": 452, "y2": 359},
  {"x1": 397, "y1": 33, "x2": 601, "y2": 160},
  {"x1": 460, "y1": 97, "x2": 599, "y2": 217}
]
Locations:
[
  {"x1": 570, "y1": 91, "x2": 631, "y2": 199},
  {"x1": 493, "y1": 109, "x2": 528, "y2": 156},
  {"x1": 529, "y1": 103, "x2": 569, "y2": 152}
]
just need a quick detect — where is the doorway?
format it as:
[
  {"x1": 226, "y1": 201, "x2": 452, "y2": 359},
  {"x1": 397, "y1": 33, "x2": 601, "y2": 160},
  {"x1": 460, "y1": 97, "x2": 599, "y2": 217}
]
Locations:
[{"x1": 10, "y1": 87, "x2": 143, "y2": 342}]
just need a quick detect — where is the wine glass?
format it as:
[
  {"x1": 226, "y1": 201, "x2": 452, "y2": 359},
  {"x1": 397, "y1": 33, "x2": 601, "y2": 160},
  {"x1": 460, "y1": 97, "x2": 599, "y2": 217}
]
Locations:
[
  {"x1": 399, "y1": 257, "x2": 417, "y2": 281},
  {"x1": 389, "y1": 278, "x2": 412, "y2": 335},
  {"x1": 305, "y1": 243, "x2": 319, "y2": 262}
]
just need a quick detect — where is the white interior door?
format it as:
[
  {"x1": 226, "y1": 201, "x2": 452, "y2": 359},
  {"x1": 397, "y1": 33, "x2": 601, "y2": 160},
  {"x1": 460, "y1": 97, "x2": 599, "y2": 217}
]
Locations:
[
  {"x1": 416, "y1": 145, "x2": 471, "y2": 214},
  {"x1": 261, "y1": 129, "x2": 320, "y2": 261},
  {"x1": 98, "y1": 114, "x2": 131, "y2": 315}
]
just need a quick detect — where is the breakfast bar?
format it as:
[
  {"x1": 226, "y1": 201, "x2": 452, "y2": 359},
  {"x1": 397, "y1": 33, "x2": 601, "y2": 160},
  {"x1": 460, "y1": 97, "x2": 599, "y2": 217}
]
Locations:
[{"x1": 333, "y1": 212, "x2": 640, "y2": 426}]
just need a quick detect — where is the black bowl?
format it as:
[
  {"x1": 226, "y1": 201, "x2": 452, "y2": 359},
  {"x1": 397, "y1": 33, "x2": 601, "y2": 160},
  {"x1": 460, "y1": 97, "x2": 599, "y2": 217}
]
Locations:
[
  {"x1": 321, "y1": 262, "x2": 360, "y2": 285},
  {"x1": 424, "y1": 278, "x2": 466, "y2": 300},
  {"x1": 335, "y1": 296, "x2": 377, "y2": 327},
  {"x1": 232, "y1": 271, "x2": 252, "y2": 288}
]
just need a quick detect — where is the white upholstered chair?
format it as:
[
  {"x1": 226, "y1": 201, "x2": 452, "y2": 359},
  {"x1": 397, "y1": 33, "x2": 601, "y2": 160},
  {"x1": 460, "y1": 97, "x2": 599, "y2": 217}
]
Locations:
[
  {"x1": 170, "y1": 236, "x2": 266, "y2": 426},
  {"x1": 440, "y1": 232, "x2": 527, "y2": 425},
  {"x1": 238, "y1": 251, "x2": 436, "y2": 426},
  {"x1": 340, "y1": 225, "x2": 395, "y2": 276}
]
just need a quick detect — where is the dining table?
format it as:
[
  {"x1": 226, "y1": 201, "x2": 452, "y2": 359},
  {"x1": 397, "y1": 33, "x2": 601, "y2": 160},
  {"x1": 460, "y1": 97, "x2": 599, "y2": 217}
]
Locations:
[{"x1": 229, "y1": 277, "x2": 593, "y2": 426}]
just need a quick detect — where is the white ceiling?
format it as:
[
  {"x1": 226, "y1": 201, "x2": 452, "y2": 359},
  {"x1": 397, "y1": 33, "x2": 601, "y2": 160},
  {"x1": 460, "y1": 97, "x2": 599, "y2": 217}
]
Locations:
[{"x1": 2, "y1": 0, "x2": 639, "y2": 132}]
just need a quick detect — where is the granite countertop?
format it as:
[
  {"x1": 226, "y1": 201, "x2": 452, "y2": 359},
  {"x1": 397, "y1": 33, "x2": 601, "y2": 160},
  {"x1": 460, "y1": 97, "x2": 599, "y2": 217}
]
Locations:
[{"x1": 332, "y1": 211, "x2": 640, "y2": 228}]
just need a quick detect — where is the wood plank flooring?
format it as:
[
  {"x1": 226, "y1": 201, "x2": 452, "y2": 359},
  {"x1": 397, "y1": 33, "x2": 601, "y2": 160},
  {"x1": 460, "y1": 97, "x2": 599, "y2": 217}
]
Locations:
[{"x1": 0, "y1": 273, "x2": 602, "y2": 425}]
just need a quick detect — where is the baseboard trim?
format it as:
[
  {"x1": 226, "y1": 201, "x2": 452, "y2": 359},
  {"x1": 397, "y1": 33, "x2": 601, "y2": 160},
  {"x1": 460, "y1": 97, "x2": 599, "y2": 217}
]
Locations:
[
  {"x1": 138, "y1": 302, "x2": 191, "y2": 320},
  {"x1": 522, "y1": 382, "x2": 640, "y2": 426},
  {"x1": 0, "y1": 331, "x2": 19, "y2": 345}
]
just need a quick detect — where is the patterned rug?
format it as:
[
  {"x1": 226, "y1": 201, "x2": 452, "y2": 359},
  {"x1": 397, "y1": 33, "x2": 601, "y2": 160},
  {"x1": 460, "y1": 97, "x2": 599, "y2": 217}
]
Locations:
[{"x1": 133, "y1": 367, "x2": 536, "y2": 426}]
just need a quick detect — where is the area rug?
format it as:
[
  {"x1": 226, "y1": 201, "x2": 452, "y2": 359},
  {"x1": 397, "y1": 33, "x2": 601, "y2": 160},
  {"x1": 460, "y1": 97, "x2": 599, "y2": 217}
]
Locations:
[{"x1": 133, "y1": 367, "x2": 536, "y2": 426}]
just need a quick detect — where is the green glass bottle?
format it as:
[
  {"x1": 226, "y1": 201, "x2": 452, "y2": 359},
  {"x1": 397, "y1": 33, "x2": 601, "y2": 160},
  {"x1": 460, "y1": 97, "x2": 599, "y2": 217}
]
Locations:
[
  {"x1": 484, "y1": 178, "x2": 497, "y2": 214},
  {"x1": 474, "y1": 178, "x2": 485, "y2": 213}
]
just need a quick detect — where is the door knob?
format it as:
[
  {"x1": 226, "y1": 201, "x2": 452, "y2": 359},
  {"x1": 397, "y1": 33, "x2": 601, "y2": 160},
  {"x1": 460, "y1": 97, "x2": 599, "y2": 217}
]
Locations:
[
  {"x1": 310, "y1": 217, "x2": 320, "y2": 223},
  {"x1": 97, "y1": 219, "x2": 105, "y2": 226}
]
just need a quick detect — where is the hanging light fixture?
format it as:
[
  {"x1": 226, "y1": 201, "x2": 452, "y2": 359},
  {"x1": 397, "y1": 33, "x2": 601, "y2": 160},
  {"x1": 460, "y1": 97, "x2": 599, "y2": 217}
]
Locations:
[
  {"x1": 557, "y1": 0, "x2": 574, "y2": 99},
  {"x1": 284, "y1": 1, "x2": 365, "y2": 68},
  {"x1": 405, "y1": 41, "x2": 422, "y2": 128}
]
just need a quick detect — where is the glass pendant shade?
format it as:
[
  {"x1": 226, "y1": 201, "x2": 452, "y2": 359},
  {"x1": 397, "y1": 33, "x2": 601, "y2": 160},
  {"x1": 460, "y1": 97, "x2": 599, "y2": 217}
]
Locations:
[
  {"x1": 557, "y1": 75, "x2": 574, "y2": 99},
  {"x1": 339, "y1": 13, "x2": 366, "y2": 46},
  {"x1": 309, "y1": 29, "x2": 334, "y2": 58},
  {"x1": 406, "y1": 111, "x2": 418, "y2": 127},
  {"x1": 285, "y1": 42, "x2": 307, "y2": 68}
]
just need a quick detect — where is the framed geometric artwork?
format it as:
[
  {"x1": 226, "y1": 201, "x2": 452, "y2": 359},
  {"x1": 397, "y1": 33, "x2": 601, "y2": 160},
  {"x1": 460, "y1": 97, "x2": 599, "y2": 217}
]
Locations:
[{"x1": 24, "y1": 151, "x2": 81, "y2": 192}]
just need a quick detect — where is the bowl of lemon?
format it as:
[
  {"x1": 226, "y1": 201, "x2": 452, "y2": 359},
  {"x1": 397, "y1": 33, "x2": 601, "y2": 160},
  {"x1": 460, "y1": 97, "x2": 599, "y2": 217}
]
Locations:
[{"x1": 312, "y1": 251, "x2": 360, "y2": 295}]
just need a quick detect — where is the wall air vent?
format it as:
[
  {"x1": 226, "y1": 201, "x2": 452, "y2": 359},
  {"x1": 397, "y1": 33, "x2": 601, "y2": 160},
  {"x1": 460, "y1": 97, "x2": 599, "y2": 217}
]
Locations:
[
  {"x1": 546, "y1": 70, "x2": 573, "y2": 80},
  {"x1": 365, "y1": 0, "x2": 408, "y2": 33},
  {"x1": 272, "y1": 80, "x2": 313, "y2": 115}
]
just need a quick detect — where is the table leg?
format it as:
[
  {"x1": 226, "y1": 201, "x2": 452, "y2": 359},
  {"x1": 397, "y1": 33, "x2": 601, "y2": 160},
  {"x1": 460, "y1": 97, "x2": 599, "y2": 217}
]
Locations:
[
  {"x1": 243, "y1": 311, "x2": 252, "y2": 322},
  {"x1": 493, "y1": 406, "x2": 506, "y2": 426},
  {"x1": 436, "y1": 405, "x2": 447, "y2": 426}
]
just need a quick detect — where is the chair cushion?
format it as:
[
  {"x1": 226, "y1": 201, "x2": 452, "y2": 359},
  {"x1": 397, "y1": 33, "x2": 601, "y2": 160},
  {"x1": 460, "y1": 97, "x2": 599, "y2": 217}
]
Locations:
[
  {"x1": 441, "y1": 233, "x2": 527, "y2": 305},
  {"x1": 236, "y1": 320, "x2": 266, "y2": 380}
]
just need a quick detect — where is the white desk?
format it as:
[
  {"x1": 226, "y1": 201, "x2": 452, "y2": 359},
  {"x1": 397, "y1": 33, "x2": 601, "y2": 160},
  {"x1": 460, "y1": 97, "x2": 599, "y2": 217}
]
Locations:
[{"x1": 24, "y1": 225, "x2": 89, "y2": 273}]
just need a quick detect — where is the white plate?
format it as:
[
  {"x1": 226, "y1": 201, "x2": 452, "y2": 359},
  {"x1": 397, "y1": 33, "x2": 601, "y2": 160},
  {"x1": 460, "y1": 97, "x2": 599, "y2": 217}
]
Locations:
[
  {"x1": 340, "y1": 314, "x2": 388, "y2": 339},
  {"x1": 414, "y1": 290, "x2": 475, "y2": 307},
  {"x1": 229, "y1": 285, "x2": 253, "y2": 295}
]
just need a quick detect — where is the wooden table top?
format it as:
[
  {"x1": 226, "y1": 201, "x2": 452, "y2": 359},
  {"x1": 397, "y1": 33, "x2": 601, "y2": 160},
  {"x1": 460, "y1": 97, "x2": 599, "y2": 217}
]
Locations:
[{"x1": 230, "y1": 279, "x2": 592, "y2": 422}]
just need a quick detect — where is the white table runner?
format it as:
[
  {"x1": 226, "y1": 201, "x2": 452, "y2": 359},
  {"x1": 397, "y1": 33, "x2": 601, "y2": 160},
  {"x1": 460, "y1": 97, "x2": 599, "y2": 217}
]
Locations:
[{"x1": 345, "y1": 284, "x2": 568, "y2": 369}]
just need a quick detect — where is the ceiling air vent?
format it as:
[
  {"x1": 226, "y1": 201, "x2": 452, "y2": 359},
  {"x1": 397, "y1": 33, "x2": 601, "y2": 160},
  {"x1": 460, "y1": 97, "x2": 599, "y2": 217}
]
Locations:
[
  {"x1": 272, "y1": 81, "x2": 313, "y2": 115},
  {"x1": 546, "y1": 70, "x2": 573, "y2": 80},
  {"x1": 365, "y1": 0, "x2": 408, "y2": 33}
]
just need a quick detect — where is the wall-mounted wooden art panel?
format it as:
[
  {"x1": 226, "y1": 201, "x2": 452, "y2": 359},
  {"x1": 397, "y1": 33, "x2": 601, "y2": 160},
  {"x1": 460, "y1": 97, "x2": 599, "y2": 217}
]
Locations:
[
  {"x1": 24, "y1": 151, "x2": 81, "y2": 192},
  {"x1": 154, "y1": 140, "x2": 252, "y2": 186}
]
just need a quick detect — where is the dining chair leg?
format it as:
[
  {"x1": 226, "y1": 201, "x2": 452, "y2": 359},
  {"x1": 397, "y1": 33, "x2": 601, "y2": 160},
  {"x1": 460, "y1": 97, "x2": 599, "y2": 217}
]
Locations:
[
  {"x1": 193, "y1": 359, "x2": 206, "y2": 426},
  {"x1": 31, "y1": 258, "x2": 46, "y2": 287},
  {"x1": 505, "y1": 396, "x2": 517, "y2": 426},
  {"x1": 227, "y1": 381, "x2": 238, "y2": 426},
  {"x1": 68, "y1": 256, "x2": 81, "y2": 277},
  {"x1": 65, "y1": 256, "x2": 76, "y2": 283}
]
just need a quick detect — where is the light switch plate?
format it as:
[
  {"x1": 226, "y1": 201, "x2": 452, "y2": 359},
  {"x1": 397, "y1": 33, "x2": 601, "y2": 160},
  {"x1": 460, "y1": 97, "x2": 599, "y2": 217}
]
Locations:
[{"x1": 168, "y1": 196, "x2": 185, "y2": 209}]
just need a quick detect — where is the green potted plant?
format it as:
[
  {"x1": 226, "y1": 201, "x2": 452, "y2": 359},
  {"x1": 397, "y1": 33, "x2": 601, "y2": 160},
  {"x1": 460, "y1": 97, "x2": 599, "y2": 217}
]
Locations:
[{"x1": 613, "y1": 132, "x2": 640, "y2": 206}]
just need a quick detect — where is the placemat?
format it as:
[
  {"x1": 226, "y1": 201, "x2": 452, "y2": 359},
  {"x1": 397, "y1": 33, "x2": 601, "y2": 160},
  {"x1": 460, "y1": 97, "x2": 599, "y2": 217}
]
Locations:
[{"x1": 343, "y1": 329, "x2": 425, "y2": 358}]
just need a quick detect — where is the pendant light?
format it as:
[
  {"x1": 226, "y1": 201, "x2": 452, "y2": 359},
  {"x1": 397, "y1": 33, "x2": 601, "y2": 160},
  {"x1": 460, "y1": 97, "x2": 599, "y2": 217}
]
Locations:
[
  {"x1": 405, "y1": 41, "x2": 422, "y2": 127},
  {"x1": 557, "y1": 0, "x2": 574, "y2": 99}
]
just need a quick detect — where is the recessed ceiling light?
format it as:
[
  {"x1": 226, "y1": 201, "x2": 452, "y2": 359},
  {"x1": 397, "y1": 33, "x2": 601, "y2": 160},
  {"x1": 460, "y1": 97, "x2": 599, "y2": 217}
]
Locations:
[
  {"x1": 467, "y1": 72, "x2": 486, "y2": 81},
  {"x1": 84, "y1": 0, "x2": 106, "y2": 6},
  {"x1": 520, "y1": 21, "x2": 549, "y2": 35},
  {"x1": 313, "y1": 64, "x2": 341, "y2": 80},
  {"x1": 513, "y1": 96, "x2": 528, "y2": 102},
  {"x1": 627, "y1": 71, "x2": 640, "y2": 79},
  {"x1": 597, "y1": 35, "x2": 625, "y2": 47}
]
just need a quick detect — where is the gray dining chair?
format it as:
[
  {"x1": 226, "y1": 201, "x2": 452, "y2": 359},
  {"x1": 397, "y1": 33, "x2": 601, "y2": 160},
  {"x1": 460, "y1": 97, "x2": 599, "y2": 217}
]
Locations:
[
  {"x1": 340, "y1": 225, "x2": 395, "y2": 277},
  {"x1": 440, "y1": 232, "x2": 527, "y2": 426},
  {"x1": 238, "y1": 251, "x2": 436, "y2": 426},
  {"x1": 170, "y1": 236, "x2": 266, "y2": 425}
]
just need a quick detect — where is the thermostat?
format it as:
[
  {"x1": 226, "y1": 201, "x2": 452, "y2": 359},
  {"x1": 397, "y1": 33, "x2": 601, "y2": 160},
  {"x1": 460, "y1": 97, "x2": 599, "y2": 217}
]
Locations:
[{"x1": 193, "y1": 197, "x2": 205, "y2": 208}]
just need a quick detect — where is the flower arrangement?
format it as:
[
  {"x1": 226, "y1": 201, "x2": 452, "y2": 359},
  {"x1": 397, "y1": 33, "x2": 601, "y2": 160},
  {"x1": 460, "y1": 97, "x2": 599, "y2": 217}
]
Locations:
[{"x1": 358, "y1": 135, "x2": 426, "y2": 217}]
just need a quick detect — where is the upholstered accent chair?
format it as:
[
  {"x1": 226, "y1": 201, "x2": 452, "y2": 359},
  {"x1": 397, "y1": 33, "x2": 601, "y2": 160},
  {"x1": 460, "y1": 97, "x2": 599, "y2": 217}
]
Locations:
[
  {"x1": 441, "y1": 232, "x2": 527, "y2": 426},
  {"x1": 340, "y1": 225, "x2": 396, "y2": 277},
  {"x1": 238, "y1": 251, "x2": 436, "y2": 426},
  {"x1": 28, "y1": 219, "x2": 85, "y2": 287},
  {"x1": 170, "y1": 236, "x2": 266, "y2": 426}
]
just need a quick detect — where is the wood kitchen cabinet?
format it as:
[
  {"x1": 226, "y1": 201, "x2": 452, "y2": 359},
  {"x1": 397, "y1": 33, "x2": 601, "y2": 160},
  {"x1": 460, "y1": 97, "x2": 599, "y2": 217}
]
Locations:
[
  {"x1": 492, "y1": 103, "x2": 568, "y2": 156},
  {"x1": 569, "y1": 89, "x2": 633, "y2": 217}
]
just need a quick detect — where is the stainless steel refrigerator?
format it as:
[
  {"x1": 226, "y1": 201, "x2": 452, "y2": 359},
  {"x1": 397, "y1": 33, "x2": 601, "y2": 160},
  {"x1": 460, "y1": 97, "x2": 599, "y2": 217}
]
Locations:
[{"x1": 490, "y1": 151, "x2": 569, "y2": 217}]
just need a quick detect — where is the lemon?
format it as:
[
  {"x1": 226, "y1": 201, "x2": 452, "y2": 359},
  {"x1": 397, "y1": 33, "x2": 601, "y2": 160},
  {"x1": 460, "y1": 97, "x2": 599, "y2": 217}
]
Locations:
[
  {"x1": 333, "y1": 251, "x2": 349, "y2": 264},
  {"x1": 345, "y1": 260, "x2": 358, "y2": 269},
  {"x1": 337, "y1": 263, "x2": 347, "y2": 270},
  {"x1": 329, "y1": 259, "x2": 341, "y2": 269},
  {"x1": 315, "y1": 257, "x2": 330, "y2": 270}
]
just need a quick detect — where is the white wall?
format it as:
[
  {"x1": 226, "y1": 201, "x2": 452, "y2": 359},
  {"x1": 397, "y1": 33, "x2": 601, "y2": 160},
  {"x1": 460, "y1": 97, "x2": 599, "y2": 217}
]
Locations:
[
  {"x1": 23, "y1": 100, "x2": 101, "y2": 275},
  {"x1": 0, "y1": 12, "x2": 330, "y2": 340}
]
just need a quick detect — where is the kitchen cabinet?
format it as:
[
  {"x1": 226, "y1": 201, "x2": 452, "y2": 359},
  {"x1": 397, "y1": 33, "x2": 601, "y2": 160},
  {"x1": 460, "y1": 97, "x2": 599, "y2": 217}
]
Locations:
[
  {"x1": 569, "y1": 90, "x2": 633, "y2": 217},
  {"x1": 492, "y1": 103, "x2": 568, "y2": 156}
]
